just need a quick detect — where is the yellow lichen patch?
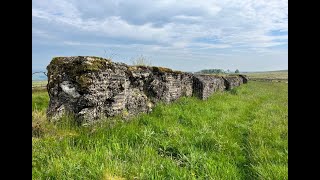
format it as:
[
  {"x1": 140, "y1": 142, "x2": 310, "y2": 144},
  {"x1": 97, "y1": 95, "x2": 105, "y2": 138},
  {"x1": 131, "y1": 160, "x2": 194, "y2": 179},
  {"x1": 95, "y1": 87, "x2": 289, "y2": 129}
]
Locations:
[{"x1": 127, "y1": 66, "x2": 138, "y2": 71}]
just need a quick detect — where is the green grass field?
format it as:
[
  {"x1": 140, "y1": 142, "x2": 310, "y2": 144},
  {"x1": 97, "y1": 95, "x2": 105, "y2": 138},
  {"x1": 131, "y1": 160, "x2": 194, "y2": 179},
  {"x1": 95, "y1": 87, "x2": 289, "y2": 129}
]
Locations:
[
  {"x1": 244, "y1": 70, "x2": 288, "y2": 82},
  {"x1": 32, "y1": 81, "x2": 288, "y2": 179},
  {"x1": 32, "y1": 80, "x2": 47, "y2": 86}
]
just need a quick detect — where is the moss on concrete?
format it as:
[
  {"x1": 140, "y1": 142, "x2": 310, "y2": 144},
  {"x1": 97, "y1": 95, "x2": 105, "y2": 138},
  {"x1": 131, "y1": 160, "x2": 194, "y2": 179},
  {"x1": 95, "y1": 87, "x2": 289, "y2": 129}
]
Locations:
[
  {"x1": 76, "y1": 74, "x2": 92, "y2": 89},
  {"x1": 152, "y1": 66, "x2": 183, "y2": 74},
  {"x1": 49, "y1": 56, "x2": 112, "y2": 74},
  {"x1": 47, "y1": 56, "x2": 113, "y2": 90}
]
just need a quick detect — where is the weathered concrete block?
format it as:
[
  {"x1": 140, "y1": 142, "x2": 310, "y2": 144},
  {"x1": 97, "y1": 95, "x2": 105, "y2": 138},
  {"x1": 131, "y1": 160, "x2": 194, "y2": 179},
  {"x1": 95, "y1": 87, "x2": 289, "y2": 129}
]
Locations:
[
  {"x1": 46, "y1": 56, "x2": 247, "y2": 123},
  {"x1": 239, "y1": 74, "x2": 248, "y2": 84},
  {"x1": 224, "y1": 76, "x2": 245, "y2": 90},
  {"x1": 193, "y1": 75, "x2": 226, "y2": 100}
]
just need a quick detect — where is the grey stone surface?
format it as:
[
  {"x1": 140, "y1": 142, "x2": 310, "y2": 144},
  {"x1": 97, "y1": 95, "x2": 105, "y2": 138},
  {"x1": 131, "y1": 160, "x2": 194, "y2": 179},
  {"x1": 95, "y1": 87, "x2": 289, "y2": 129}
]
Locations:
[
  {"x1": 193, "y1": 75, "x2": 226, "y2": 100},
  {"x1": 223, "y1": 75, "x2": 248, "y2": 90},
  {"x1": 46, "y1": 56, "x2": 247, "y2": 123}
]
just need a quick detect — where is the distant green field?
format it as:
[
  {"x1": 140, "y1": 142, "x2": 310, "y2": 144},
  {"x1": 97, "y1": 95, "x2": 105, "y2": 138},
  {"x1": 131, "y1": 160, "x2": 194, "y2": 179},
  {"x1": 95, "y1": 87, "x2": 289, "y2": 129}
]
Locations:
[
  {"x1": 32, "y1": 80, "x2": 47, "y2": 88},
  {"x1": 32, "y1": 81, "x2": 288, "y2": 179},
  {"x1": 244, "y1": 70, "x2": 288, "y2": 82}
]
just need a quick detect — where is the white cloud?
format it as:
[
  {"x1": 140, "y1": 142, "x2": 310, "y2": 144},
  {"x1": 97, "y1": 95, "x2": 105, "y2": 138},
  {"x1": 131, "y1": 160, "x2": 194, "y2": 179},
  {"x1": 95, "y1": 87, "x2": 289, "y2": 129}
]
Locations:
[
  {"x1": 32, "y1": 0, "x2": 287, "y2": 50},
  {"x1": 32, "y1": 0, "x2": 288, "y2": 71},
  {"x1": 187, "y1": 42, "x2": 231, "y2": 49},
  {"x1": 32, "y1": 28, "x2": 55, "y2": 39}
]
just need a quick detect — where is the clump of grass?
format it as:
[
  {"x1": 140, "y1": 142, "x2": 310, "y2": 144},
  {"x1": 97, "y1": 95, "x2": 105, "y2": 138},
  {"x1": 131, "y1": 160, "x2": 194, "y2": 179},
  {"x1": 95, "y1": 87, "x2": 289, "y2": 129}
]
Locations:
[
  {"x1": 32, "y1": 81, "x2": 288, "y2": 179},
  {"x1": 32, "y1": 111, "x2": 47, "y2": 137},
  {"x1": 131, "y1": 55, "x2": 152, "y2": 66}
]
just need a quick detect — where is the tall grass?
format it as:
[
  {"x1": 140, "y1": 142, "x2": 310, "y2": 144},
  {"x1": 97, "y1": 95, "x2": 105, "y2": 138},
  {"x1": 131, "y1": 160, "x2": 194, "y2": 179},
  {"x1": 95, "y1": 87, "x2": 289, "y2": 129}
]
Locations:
[
  {"x1": 131, "y1": 55, "x2": 152, "y2": 66},
  {"x1": 32, "y1": 90, "x2": 49, "y2": 111},
  {"x1": 32, "y1": 81, "x2": 288, "y2": 179}
]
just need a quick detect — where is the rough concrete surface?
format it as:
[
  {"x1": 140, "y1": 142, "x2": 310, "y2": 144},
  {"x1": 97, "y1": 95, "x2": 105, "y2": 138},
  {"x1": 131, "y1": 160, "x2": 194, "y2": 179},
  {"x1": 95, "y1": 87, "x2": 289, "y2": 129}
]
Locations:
[{"x1": 46, "y1": 56, "x2": 247, "y2": 123}]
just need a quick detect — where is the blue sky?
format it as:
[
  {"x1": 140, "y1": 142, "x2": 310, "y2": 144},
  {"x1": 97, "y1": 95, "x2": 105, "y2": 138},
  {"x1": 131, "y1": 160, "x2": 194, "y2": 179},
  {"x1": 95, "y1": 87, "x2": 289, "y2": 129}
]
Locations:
[{"x1": 32, "y1": 0, "x2": 288, "y2": 72}]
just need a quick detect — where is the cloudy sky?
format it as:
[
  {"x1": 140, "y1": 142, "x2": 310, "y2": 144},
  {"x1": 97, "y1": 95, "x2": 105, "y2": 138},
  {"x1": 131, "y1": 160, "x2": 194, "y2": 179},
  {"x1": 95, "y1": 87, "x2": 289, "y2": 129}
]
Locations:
[{"x1": 32, "y1": 0, "x2": 288, "y2": 72}]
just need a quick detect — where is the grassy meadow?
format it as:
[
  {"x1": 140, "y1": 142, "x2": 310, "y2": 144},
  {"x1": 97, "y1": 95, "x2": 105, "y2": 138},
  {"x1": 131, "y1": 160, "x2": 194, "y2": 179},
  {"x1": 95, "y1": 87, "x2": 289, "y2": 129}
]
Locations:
[
  {"x1": 32, "y1": 81, "x2": 288, "y2": 179},
  {"x1": 32, "y1": 80, "x2": 47, "y2": 87},
  {"x1": 244, "y1": 70, "x2": 288, "y2": 82}
]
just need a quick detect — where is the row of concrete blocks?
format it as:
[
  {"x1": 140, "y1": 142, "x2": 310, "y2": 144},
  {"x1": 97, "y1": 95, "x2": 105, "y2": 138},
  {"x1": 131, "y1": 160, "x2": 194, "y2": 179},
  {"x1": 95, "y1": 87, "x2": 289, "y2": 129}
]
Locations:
[{"x1": 46, "y1": 56, "x2": 248, "y2": 122}]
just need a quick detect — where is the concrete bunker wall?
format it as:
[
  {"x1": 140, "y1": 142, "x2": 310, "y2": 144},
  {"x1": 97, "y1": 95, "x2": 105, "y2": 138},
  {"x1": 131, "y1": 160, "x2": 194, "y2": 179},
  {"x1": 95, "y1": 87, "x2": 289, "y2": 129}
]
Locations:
[{"x1": 46, "y1": 56, "x2": 247, "y2": 123}]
